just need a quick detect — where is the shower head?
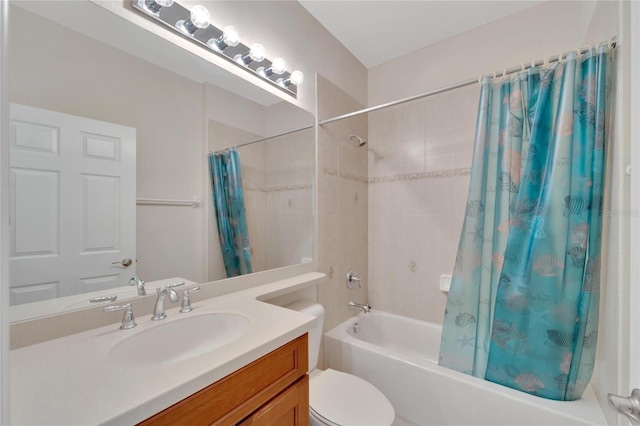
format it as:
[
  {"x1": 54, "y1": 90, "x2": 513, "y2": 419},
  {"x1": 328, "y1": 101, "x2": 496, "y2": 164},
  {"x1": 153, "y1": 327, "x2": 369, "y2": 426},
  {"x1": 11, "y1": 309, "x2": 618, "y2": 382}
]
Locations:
[{"x1": 349, "y1": 134, "x2": 367, "y2": 147}]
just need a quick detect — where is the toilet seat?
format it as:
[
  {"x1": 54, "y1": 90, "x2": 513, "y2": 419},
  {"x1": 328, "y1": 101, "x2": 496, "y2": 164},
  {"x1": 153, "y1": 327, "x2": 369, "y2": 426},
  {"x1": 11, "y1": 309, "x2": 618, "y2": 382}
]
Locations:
[{"x1": 309, "y1": 369, "x2": 395, "y2": 426}]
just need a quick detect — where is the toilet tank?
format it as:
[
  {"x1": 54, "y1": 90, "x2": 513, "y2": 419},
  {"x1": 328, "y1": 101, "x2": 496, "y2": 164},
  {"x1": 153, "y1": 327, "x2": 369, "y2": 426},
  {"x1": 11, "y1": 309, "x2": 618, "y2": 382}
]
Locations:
[{"x1": 285, "y1": 300, "x2": 324, "y2": 371}]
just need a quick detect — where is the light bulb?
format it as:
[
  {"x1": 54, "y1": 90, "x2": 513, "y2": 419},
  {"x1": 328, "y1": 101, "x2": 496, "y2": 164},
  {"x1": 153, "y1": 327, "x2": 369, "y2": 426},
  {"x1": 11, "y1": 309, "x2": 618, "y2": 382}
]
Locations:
[
  {"x1": 290, "y1": 70, "x2": 304, "y2": 85},
  {"x1": 177, "y1": 5, "x2": 210, "y2": 35},
  {"x1": 249, "y1": 44, "x2": 266, "y2": 63},
  {"x1": 258, "y1": 58, "x2": 286, "y2": 78},
  {"x1": 235, "y1": 43, "x2": 266, "y2": 66},
  {"x1": 139, "y1": 0, "x2": 173, "y2": 14},
  {"x1": 270, "y1": 58, "x2": 286, "y2": 75},
  {"x1": 278, "y1": 70, "x2": 304, "y2": 88},
  {"x1": 222, "y1": 26, "x2": 240, "y2": 48},
  {"x1": 190, "y1": 5, "x2": 211, "y2": 29},
  {"x1": 208, "y1": 26, "x2": 240, "y2": 52}
]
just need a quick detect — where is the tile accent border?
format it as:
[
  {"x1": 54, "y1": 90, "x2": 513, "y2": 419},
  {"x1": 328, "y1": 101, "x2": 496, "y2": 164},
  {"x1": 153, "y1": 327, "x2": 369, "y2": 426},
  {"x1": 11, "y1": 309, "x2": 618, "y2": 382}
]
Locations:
[
  {"x1": 369, "y1": 168, "x2": 472, "y2": 184},
  {"x1": 323, "y1": 168, "x2": 368, "y2": 183},
  {"x1": 322, "y1": 167, "x2": 472, "y2": 184},
  {"x1": 245, "y1": 183, "x2": 312, "y2": 193}
]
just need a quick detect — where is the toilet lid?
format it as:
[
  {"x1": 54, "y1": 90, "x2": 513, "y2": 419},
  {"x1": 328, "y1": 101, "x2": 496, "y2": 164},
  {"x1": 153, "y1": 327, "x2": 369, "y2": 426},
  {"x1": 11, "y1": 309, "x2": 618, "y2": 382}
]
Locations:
[{"x1": 310, "y1": 369, "x2": 395, "y2": 426}]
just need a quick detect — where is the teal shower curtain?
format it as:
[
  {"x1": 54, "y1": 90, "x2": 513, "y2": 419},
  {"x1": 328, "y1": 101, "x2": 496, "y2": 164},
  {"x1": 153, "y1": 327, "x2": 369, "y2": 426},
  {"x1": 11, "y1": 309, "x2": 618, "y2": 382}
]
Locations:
[
  {"x1": 439, "y1": 46, "x2": 613, "y2": 401},
  {"x1": 208, "y1": 149, "x2": 252, "y2": 277}
]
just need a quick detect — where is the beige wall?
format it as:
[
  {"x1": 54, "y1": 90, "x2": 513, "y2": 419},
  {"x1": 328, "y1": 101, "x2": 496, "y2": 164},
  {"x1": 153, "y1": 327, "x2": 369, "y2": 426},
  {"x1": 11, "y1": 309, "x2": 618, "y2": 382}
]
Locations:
[{"x1": 317, "y1": 75, "x2": 368, "y2": 334}]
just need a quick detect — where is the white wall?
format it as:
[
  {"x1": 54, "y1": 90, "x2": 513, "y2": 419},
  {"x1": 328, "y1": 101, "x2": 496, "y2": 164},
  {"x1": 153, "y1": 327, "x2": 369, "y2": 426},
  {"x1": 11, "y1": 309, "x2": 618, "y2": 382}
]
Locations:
[{"x1": 368, "y1": 1, "x2": 585, "y2": 107}]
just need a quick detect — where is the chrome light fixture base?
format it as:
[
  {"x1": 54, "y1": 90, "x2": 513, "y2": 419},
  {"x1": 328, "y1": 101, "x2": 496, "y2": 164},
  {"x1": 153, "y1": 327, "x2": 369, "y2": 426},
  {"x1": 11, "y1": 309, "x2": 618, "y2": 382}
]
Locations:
[{"x1": 132, "y1": 0, "x2": 300, "y2": 98}]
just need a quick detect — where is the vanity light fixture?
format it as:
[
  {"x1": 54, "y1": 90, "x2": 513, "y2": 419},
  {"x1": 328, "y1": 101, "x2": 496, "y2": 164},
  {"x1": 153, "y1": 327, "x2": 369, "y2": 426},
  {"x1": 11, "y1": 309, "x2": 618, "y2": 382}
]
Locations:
[
  {"x1": 131, "y1": 0, "x2": 302, "y2": 97},
  {"x1": 235, "y1": 43, "x2": 266, "y2": 66},
  {"x1": 176, "y1": 4, "x2": 211, "y2": 36},
  {"x1": 138, "y1": 0, "x2": 174, "y2": 15},
  {"x1": 258, "y1": 57, "x2": 286, "y2": 77},
  {"x1": 207, "y1": 25, "x2": 240, "y2": 52}
]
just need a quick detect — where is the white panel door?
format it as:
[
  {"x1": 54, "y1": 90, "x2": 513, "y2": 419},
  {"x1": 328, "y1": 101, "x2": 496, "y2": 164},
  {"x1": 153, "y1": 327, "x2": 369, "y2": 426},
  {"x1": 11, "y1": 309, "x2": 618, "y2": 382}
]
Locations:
[{"x1": 9, "y1": 104, "x2": 136, "y2": 304}]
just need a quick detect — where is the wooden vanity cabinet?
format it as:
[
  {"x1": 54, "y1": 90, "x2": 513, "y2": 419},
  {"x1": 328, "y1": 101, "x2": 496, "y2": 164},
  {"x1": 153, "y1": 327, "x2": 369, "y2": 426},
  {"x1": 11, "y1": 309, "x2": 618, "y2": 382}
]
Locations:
[{"x1": 138, "y1": 333, "x2": 309, "y2": 426}]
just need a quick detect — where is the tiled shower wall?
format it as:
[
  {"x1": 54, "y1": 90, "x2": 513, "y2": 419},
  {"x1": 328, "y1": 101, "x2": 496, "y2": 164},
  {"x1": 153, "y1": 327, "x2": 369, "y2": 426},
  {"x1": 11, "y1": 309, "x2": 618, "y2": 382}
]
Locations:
[
  {"x1": 317, "y1": 75, "x2": 369, "y2": 333},
  {"x1": 367, "y1": 85, "x2": 479, "y2": 324}
]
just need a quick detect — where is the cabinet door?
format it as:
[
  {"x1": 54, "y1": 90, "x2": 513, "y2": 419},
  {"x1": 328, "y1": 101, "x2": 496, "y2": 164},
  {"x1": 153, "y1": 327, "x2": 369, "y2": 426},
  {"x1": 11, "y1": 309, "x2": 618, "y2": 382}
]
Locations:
[{"x1": 238, "y1": 375, "x2": 309, "y2": 426}]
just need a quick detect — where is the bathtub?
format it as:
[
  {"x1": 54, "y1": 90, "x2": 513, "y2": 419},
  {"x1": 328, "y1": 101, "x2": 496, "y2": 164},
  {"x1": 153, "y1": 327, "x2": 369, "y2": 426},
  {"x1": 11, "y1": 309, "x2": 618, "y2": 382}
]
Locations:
[{"x1": 324, "y1": 311, "x2": 608, "y2": 426}]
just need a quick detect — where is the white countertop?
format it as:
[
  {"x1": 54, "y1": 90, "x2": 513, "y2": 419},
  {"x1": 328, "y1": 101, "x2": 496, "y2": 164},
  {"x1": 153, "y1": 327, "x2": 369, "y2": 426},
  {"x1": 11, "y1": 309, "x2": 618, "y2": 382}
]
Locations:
[{"x1": 10, "y1": 273, "x2": 324, "y2": 425}]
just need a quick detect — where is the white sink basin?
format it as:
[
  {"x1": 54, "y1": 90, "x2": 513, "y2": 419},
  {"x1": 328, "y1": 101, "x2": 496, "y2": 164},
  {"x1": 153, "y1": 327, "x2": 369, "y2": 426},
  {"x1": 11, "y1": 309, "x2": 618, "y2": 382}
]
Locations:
[{"x1": 107, "y1": 313, "x2": 251, "y2": 366}]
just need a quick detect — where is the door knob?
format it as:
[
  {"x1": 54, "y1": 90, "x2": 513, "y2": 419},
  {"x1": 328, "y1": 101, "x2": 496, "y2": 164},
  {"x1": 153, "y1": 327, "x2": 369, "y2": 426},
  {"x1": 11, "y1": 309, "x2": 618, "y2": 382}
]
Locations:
[
  {"x1": 112, "y1": 258, "x2": 133, "y2": 267},
  {"x1": 608, "y1": 388, "x2": 640, "y2": 424}
]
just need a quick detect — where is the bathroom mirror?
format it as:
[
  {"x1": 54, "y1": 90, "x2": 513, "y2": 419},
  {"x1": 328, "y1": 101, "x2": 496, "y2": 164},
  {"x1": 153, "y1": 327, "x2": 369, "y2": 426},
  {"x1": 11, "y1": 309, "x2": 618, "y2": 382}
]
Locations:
[{"x1": 7, "y1": 1, "x2": 314, "y2": 321}]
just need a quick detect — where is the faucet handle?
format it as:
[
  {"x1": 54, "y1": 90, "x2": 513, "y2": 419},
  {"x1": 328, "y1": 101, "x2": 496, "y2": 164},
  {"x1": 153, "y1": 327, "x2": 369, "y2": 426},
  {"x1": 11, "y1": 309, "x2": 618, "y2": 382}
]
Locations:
[
  {"x1": 180, "y1": 287, "x2": 201, "y2": 313},
  {"x1": 346, "y1": 269, "x2": 362, "y2": 289},
  {"x1": 104, "y1": 303, "x2": 137, "y2": 330},
  {"x1": 167, "y1": 281, "x2": 185, "y2": 289}
]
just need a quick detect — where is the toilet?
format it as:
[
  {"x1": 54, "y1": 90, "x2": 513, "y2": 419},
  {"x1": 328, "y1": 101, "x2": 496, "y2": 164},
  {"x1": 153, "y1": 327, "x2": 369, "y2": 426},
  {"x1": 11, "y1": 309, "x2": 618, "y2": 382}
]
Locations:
[{"x1": 287, "y1": 300, "x2": 395, "y2": 426}]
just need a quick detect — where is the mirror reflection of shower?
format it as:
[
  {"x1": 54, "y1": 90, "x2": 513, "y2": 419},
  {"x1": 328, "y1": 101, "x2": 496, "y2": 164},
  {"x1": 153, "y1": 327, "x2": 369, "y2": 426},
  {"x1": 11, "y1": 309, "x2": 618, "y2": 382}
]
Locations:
[{"x1": 349, "y1": 134, "x2": 367, "y2": 147}]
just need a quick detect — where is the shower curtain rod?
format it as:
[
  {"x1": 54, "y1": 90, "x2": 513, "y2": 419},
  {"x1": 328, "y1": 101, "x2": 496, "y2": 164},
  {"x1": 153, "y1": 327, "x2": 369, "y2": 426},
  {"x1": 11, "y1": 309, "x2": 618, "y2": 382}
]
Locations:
[
  {"x1": 211, "y1": 124, "x2": 315, "y2": 153},
  {"x1": 318, "y1": 36, "x2": 617, "y2": 126}
]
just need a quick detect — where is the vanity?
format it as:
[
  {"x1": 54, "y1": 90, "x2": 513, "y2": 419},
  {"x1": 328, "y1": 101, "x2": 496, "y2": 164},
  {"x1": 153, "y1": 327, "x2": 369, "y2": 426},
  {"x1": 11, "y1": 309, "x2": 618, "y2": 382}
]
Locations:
[
  {"x1": 10, "y1": 273, "x2": 323, "y2": 425},
  {"x1": 140, "y1": 334, "x2": 308, "y2": 425}
]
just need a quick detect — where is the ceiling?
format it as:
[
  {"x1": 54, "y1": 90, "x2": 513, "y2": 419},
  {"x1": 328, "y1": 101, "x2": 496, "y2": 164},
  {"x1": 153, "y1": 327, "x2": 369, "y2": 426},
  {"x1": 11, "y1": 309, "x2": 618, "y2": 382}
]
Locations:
[{"x1": 298, "y1": 0, "x2": 546, "y2": 68}]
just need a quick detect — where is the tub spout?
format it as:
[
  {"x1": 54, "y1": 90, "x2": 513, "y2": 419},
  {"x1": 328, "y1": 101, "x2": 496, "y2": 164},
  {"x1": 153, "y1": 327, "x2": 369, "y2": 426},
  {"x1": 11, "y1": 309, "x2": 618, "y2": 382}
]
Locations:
[
  {"x1": 608, "y1": 389, "x2": 640, "y2": 424},
  {"x1": 348, "y1": 300, "x2": 371, "y2": 314}
]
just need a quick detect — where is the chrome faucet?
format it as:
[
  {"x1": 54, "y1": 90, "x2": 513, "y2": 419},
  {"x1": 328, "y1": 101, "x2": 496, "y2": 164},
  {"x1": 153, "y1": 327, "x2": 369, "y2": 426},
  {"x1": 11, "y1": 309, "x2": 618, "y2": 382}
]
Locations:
[
  {"x1": 151, "y1": 286, "x2": 180, "y2": 321},
  {"x1": 348, "y1": 300, "x2": 371, "y2": 314},
  {"x1": 128, "y1": 276, "x2": 146, "y2": 296}
]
